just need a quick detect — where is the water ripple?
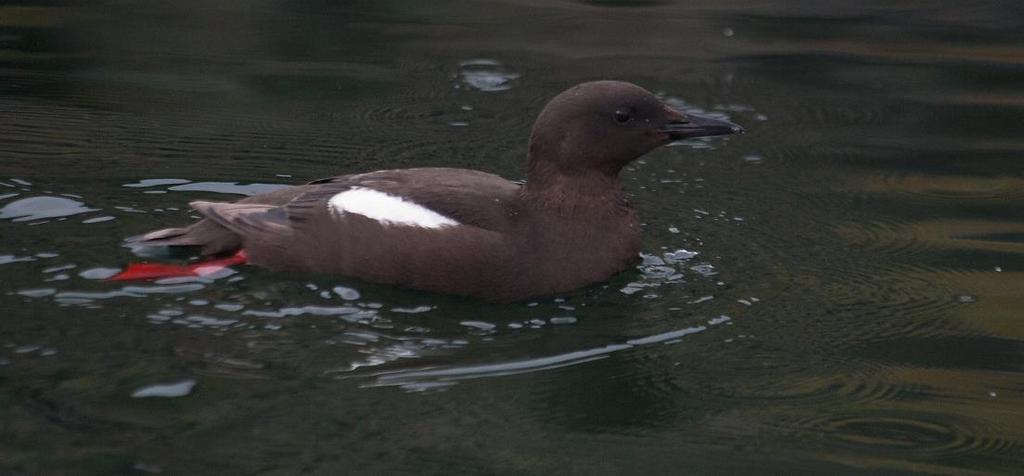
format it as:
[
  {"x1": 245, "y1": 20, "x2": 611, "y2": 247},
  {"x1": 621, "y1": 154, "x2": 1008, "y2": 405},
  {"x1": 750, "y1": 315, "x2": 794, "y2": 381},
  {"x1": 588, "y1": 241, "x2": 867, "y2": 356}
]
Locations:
[
  {"x1": 455, "y1": 59, "x2": 520, "y2": 92},
  {"x1": 0, "y1": 196, "x2": 98, "y2": 222},
  {"x1": 352, "y1": 316, "x2": 730, "y2": 391},
  {"x1": 775, "y1": 410, "x2": 1024, "y2": 462}
]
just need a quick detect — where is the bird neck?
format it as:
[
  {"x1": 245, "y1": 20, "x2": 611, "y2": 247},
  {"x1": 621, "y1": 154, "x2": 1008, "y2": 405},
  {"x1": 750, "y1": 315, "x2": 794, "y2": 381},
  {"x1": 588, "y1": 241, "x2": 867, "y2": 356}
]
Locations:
[{"x1": 522, "y1": 159, "x2": 629, "y2": 217}]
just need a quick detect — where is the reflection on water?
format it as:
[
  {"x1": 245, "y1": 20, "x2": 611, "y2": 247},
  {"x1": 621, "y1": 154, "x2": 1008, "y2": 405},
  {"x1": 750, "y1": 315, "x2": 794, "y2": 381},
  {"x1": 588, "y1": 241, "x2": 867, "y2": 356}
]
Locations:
[
  {"x1": 456, "y1": 59, "x2": 520, "y2": 92},
  {"x1": 0, "y1": 195, "x2": 97, "y2": 222},
  {"x1": 361, "y1": 323, "x2": 710, "y2": 391},
  {"x1": 2, "y1": 0, "x2": 1024, "y2": 474}
]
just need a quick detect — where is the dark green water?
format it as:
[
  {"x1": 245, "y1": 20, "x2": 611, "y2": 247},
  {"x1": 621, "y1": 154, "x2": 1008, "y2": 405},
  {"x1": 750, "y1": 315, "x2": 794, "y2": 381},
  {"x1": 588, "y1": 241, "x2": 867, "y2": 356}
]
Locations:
[{"x1": 2, "y1": 1, "x2": 1023, "y2": 474}]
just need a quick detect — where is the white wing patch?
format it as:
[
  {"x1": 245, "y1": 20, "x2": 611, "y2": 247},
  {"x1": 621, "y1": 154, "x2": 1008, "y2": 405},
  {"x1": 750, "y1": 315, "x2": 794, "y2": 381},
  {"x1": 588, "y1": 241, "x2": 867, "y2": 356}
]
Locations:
[{"x1": 327, "y1": 187, "x2": 460, "y2": 229}]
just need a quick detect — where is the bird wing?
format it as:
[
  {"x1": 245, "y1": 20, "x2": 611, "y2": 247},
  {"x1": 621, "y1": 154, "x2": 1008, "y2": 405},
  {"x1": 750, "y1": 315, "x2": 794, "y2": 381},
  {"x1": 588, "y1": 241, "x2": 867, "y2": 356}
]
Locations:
[
  {"x1": 287, "y1": 167, "x2": 522, "y2": 232},
  {"x1": 184, "y1": 167, "x2": 521, "y2": 246}
]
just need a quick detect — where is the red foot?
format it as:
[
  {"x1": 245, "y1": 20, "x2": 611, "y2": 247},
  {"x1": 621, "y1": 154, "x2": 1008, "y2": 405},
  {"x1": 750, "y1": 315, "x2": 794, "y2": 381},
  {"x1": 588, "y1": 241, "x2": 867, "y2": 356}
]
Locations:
[{"x1": 108, "y1": 250, "x2": 249, "y2": 281}]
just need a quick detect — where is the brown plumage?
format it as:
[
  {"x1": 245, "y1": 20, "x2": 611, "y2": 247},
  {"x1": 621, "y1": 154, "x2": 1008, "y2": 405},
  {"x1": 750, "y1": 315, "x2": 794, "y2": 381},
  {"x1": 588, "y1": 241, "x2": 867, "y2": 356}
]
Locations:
[{"x1": 128, "y1": 81, "x2": 741, "y2": 301}]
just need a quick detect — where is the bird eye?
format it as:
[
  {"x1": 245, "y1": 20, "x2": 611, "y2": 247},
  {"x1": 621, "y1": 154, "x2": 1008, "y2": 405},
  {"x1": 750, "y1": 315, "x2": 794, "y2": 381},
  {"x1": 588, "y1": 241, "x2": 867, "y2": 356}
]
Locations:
[{"x1": 613, "y1": 108, "x2": 633, "y2": 125}]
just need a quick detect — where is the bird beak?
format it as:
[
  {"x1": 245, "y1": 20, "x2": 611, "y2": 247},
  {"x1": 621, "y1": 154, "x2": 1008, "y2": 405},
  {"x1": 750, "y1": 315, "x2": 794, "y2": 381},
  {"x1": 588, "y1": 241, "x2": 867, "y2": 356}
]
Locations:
[{"x1": 658, "y1": 106, "x2": 744, "y2": 141}]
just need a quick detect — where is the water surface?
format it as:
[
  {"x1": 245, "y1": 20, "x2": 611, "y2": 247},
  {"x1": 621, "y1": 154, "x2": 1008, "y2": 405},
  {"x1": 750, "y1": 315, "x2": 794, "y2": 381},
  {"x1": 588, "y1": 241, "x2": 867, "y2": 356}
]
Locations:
[{"x1": 2, "y1": 1, "x2": 1023, "y2": 474}]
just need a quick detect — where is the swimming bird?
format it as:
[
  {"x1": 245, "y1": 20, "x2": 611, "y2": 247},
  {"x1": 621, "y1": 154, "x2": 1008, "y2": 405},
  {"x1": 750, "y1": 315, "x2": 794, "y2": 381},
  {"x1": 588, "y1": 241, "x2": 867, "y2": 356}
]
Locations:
[{"x1": 120, "y1": 81, "x2": 742, "y2": 301}]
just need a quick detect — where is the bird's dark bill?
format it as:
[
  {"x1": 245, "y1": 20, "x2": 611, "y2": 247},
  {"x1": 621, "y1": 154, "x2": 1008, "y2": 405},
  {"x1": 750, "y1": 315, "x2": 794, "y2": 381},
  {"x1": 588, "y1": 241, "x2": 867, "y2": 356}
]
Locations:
[{"x1": 660, "y1": 113, "x2": 743, "y2": 140}]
